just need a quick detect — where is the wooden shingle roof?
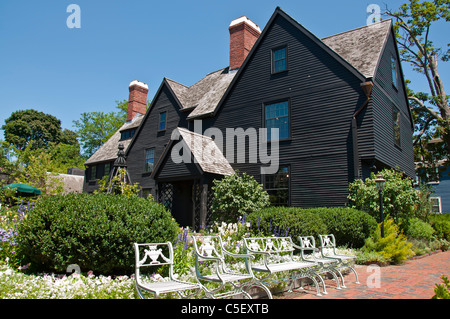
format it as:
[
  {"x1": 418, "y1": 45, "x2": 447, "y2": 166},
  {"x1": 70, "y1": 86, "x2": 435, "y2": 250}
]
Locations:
[
  {"x1": 175, "y1": 127, "x2": 234, "y2": 176},
  {"x1": 84, "y1": 114, "x2": 144, "y2": 165},
  {"x1": 321, "y1": 19, "x2": 392, "y2": 79},
  {"x1": 165, "y1": 68, "x2": 236, "y2": 119}
]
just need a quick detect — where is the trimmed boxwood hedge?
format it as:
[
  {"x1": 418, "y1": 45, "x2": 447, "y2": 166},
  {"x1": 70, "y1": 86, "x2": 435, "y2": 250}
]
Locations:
[
  {"x1": 247, "y1": 207, "x2": 327, "y2": 245},
  {"x1": 16, "y1": 193, "x2": 178, "y2": 275},
  {"x1": 247, "y1": 206, "x2": 376, "y2": 248},
  {"x1": 307, "y1": 207, "x2": 377, "y2": 248}
]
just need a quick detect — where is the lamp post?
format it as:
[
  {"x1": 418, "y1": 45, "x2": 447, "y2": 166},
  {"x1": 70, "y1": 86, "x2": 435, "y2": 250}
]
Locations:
[{"x1": 375, "y1": 174, "x2": 385, "y2": 238}]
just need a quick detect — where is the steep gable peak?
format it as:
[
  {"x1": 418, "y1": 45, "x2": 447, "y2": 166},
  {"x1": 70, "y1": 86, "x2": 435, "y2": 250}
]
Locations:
[{"x1": 321, "y1": 19, "x2": 392, "y2": 78}]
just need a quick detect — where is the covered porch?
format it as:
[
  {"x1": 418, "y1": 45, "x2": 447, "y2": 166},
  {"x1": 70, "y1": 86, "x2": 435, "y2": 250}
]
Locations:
[{"x1": 151, "y1": 127, "x2": 234, "y2": 230}]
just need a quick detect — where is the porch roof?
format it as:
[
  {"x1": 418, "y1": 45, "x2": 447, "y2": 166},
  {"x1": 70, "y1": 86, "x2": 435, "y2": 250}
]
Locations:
[{"x1": 151, "y1": 127, "x2": 235, "y2": 179}]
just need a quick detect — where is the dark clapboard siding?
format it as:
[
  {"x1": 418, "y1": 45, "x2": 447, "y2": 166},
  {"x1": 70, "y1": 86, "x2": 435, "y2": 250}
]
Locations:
[
  {"x1": 207, "y1": 14, "x2": 369, "y2": 207},
  {"x1": 372, "y1": 32, "x2": 415, "y2": 178},
  {"x1": 126, "y1": 83, "x2": 189, "y2": 193}
]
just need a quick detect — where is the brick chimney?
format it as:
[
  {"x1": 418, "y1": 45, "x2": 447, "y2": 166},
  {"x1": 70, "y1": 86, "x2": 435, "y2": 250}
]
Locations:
[
  {"x1": 229, "y1": 16, "x2": 261, "y2": 70},
  {"x1": 127, "y1": 80, "x2": 148, "y2": 121}
]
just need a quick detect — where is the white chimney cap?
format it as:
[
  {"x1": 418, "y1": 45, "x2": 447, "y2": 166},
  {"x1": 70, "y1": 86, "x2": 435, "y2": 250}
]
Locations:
[
  {"x1": 229, "y1": 16, "x2": 261, "y2": 32},
  {"x1": 129, "y1": 80, "x2": 148, "y2": 90}
]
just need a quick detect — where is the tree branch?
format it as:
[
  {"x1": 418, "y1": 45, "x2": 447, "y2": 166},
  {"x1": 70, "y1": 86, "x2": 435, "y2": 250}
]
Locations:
[
  {"x1": 413, "y1": 116, "x2": 434, "y2": 146},
  {"x1": 408, "y1": 96, "x2": 442, "y2": 120}
]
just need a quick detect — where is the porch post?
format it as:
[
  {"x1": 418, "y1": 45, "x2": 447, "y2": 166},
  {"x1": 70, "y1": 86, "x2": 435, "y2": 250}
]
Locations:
[{"x1": 200, "y1": 181, "x2": 208, "y2": 230}]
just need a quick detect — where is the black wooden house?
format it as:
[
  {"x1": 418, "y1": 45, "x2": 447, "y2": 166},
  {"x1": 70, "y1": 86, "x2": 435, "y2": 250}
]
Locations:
[{"x1": 85, "y1": 8, "x2": 415, "y2": 229}]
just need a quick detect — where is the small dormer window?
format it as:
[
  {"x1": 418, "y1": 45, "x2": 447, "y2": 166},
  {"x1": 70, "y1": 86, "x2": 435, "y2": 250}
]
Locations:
[
  {"x1": 391, "y1": 56, "x2": 398, "y2": 89},
  {"x1": 272, "y1": 46, "x2": 287, "y2": 73},
  {"x1": 120, "y1": 128, "x2": 136, "y2": 140}
]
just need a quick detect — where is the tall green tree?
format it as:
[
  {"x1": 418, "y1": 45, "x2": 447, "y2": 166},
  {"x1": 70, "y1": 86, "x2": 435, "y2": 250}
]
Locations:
[
  {"x1": 73, "y1": 100, "x2": 128, "y2": 157},
  {"x1": 384, "y1": 0, "x2": 450, "y2": 181},
  {"x1": 2, "y1": 109, "x2": 78, "y2": 150}
]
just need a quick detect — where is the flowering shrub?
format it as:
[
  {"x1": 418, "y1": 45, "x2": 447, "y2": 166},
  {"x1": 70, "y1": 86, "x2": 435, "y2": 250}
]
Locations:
[
  {"x1": 0, "y1": 201, "x2": 30, "y2": 268},
  {"x1": 0, "y1": 217, "x2": 360, "y2": 299},
  {"x1": 0, "y1": 264, "x2": 134, "y2": 299}
]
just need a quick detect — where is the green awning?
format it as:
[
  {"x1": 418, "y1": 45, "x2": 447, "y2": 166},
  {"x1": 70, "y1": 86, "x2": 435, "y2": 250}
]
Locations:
[{"x1": 3, "y1": 183, "x2": 41, "y2": 195}]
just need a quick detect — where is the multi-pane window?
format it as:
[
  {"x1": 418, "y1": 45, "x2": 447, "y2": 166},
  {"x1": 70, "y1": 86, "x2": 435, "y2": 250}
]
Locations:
[
  {"x1": 272, "y1": 46, "x2": 287, "y2": 73},
  {"x1": 145, "y1": 148, "x2": 155, "y2": 172},
  {"x1": 265, "y1": 100, "x2": 289, "y2": 141},
  {"x1": 393, "y1": 106, "x2": 401, "y2": 147},
  {"x1": 391, "y1": 56, "x2": 398, "y2": 89},
  {"x1": 430, "y1": 197, "x2": 442, "y2": 213},
  {"x1": 90, "y1": 165, "x2": 97, "y2": 180},
  {"x1": 120, "y1": 128, "x2": 136, "y2": 140},
  {"x1": 265, "y1": 165, "x2": 290, "y2": 206},
  {"x1": 159, "y1": 112, "x2": 167, "y2": 131},
  {"x1": 104, "y1": 162, "x2": 110, "y2": 177}
]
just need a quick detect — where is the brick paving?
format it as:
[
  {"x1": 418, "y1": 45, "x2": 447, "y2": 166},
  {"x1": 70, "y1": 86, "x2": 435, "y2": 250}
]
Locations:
[{"x1": 274, "y1": 250, "x2": 450, "y2": 299}]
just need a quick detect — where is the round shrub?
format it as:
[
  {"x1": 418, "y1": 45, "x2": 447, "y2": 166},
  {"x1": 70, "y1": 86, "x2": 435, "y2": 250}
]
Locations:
[
  {"x1": 348, "y1": 168, "x2": 420, "y2": 221},
  {"x1": 16, "y1": 193, "x2": 178, "y2": 275},
  {"x1": 429, "y1": 214, "x2": 450, "y2": 240},
  {"x1": 308, "y1": 207, "x2": 377, "y2": 248},
  {"x1": 211, "y1": 172, "x2": 270, "y2": 223},
  {"x1": 404, "y1": 217, "x2": 435, "y2": 240},
  {"x1": 247, "y1": 207, "x2": 327, "y2": 244}
]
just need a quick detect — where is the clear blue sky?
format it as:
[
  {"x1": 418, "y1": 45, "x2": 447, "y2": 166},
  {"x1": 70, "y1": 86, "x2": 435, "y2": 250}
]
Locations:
[{"x1": 0, "y1": 0, "x2": 448, "y2": 138}]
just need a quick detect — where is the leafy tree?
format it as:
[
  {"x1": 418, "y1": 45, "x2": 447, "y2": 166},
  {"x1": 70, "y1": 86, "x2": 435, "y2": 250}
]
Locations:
[
  {"x1": 348, "y1": 168, "x2": 421, "y2": 221},
  {"x1": 0, "y1": 140, "x2": 20, "y2": 182},
  {"x1": 211, "y1": 171, "x2": 270, "y2": 222},
  {"x1": 73, "y1": 100, "x2": 128, "y2": 157},
  {"x1": 47, "y1": 142, "x2": 86, "y2": 173},
  {"x1": 14, "y1": 143, "x2": 64, "y2": 196},
  {"x1": 2, "y1": 109, "x2": 77, "y2": 150},
  {"x1": 383, "y1": 0, "x2": 450, "y2": 180}
]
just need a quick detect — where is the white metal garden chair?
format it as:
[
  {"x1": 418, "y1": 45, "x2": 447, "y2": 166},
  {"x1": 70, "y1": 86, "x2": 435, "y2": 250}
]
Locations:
[
  {"x1": 191, "y1": 235, "x2": 271, "y2": 299},
  {"x1": 298, "y1": 235, "x2": 344, "y2": 293},
  {"x1": 133, "y1": 242, "x2": 204, "y2": 299},
  {"x1": 318, "y1": 234, "x2": 360, "y2": 286}
]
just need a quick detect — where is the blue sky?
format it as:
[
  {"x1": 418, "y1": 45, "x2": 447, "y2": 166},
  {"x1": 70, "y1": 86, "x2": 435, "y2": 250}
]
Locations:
[{"x1": 0, "y1": 0, "x2": 449, "y2": 137}]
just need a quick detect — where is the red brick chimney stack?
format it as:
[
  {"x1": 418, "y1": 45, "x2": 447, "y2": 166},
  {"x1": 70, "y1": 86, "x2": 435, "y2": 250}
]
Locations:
[
  {"x1": 127, "y1": 80, "x2": 148, "y2": 121},
  {"x1": 229, "y1": 16, "x2": 261, "y2": 70}
]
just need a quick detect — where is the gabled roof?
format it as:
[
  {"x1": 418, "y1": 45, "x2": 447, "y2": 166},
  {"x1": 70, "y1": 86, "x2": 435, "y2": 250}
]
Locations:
[
  {"x1": 151, "y1": 127, "x2": 234, "y2": 178},
  {"x1": 177, "y1": 128, "x2": 234, "y2": 175},
  {"x1": 84, "y1": 114, "x2": 144, "y2": 165},
  {"x1": 164, "y1": 68, "x2": 236, "y2": 119},
  {"x1": 322, "y1": 19, "x2": 392, "y2": 79},
  {"x1": 154, "y1": 9, "x2": 392, "y2": 121}
]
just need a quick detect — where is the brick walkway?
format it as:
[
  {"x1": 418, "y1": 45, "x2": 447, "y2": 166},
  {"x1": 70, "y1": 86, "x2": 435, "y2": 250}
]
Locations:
[{"x1": 275, "y1": 250, "x2": 450, "y2": 299}]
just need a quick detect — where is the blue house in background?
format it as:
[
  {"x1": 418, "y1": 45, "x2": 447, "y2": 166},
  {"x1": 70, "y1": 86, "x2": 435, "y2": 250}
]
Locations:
[
  {"x1": 429, "y1": 165, "x2": 450, "y2": 214},
  {"x1": 416, "y1": 138, "x2": 449, "y2": 214}
]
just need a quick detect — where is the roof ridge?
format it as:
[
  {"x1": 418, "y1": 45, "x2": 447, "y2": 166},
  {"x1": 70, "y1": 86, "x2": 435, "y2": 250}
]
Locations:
[
  {"x1": 321, "y1": 18, "x2": 392, "y2": 40},
  {"x1": 165, "y1": 77, "x2": 189, "y2": 88}
]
